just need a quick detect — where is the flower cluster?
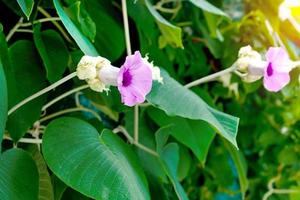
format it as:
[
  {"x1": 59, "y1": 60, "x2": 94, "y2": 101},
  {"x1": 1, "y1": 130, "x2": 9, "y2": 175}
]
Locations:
[
  {"x1": 76, "y1": 51, "x2": 163, "y2": 106},
  {"x1": 236, "y1": 46, "x2": 295, "y2": 92}
]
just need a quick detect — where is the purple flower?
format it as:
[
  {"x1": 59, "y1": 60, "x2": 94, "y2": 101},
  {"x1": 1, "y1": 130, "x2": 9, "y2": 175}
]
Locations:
[
  {"x1": 117, "y1": 51, "x2": 153, "y2": 106},
  {"x1": 263, "y1": 47, "x2": 292, "y2": 92}
]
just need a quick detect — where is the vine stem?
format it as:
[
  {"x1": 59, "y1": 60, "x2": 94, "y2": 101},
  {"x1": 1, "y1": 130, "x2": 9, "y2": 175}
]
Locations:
[
  {"x1": 42, "y1": 84, "x2": 89, "y2": 111},
  {"x1": 37, "y1": 7, "x2": 72, "y2": 43},
  {"x1": 20, "y1": 17, "x2": 61, "y2": 27},
  {"x1": 39, "y1": 107, "x2": 102, "y2": 123},
  {"x1": 6, "y1": 18, "x2": 23, "y2": 41},
  {"x1": 121, "y1": 0, "x2": 139, "y2": 143},
  {"x1": 184, "y1": 63, "x2": 237, "y2": 89},
  {"x1": 8, "y1": 72, "x2": 77, "y2": 116},
  {"x1": 4, "y1": 135, "x2": 42, "y2": 144},
  {"x1": 113, "y1": 126, "x2": 159, "y2": 157}
]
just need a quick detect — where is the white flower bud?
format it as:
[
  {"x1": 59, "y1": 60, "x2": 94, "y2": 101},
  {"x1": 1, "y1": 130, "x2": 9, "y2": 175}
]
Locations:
[
  {"x1": 98, "y1": 65, "x2": 119, "y2": 86},
  {"x1": 87, "y1": 78, "x2": 108, "y2": 92},
  {"x1": 76, "y1": 56, "x2": 98, "y2": 80}
]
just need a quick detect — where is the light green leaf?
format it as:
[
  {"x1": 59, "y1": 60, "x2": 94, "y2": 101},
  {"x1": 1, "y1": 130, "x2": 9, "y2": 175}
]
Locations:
[
  {"x1": 33, "y1": 25, "x2": 69, "y2": 83},
  {"x1": 0, "y1": 148, "x2": 39, "y2": 200},
  {"x1": 144, "y1": 0, "x2": 183, "y2": 48},
  {"x1": 146, "y1": 70, "x2": 239, "y2": 148},
  {"x1": 159, "y1": 143, "x2": 189, "y2": 200},
  {"x1": 16, "y1": 0, "x2": 34, "y2": 19},
  {"x1": 27, "y1": 145, "x2": 54, "y2": 200},
  {"x1": 223, "y1": 140, "x2": 248, "y2": 199},
  {"x1": 6, "y1": 40, "x2": 47, "y2": 142},
  {"x1": 53, "y1": 0, "x2": 98, "y2": 56},
  {"x1": 0, "y1": 25, "x2": 7, "y2": 152},
  {"x1": 149, "y1": 107, "x2": 215, "y2": 164},
  {"x1": 43, "y1": 117, "x2": 150, "y2": 200},
  {"x1": 189, "y1": 0, "x2": 230, "y2": 18}
]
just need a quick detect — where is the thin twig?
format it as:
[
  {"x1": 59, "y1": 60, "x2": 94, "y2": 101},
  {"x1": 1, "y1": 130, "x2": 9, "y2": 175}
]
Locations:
[
  {"x1": 15, "y1": 29, "x2": 33, "y2": 33},
  {"x1": 6, "y1": 18, "x2": 23, "y2": 41},
  {"x1": 20, "y1": 17, "x2": 61, "y2": 27}
]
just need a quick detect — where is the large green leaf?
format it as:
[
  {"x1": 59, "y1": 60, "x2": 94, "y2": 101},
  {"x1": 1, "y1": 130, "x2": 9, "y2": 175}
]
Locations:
[
  {"x1": 53, "y1": 0, "x2": 98, "y2": 56},
  {"x1": 0, "y1": 26, "x2": 7, "y2": 152},
  {"x1": 27, "y1": 145, "x2": 54, "y2": 200},
  {"x1": 33, "y1": 25, "x2": 69, "y2": 83},
  {"x1": 43, "y1": 117, "x2": 150, "y2": 200},
  {"x1": 189, "y1": 0, "x2": 229, "y2": 18},
  {"x1": 146, "y1": 70, "x2": 239, "y2": 148},
  {"x1": 0, "y1": 148, "x2": 39, "y2": 200},
  {"x1": 148, "y1": 107, "x2": 215, "y2": 164},
  {"x1": 159, "y1": 143, "x2": 189, "y2": 200},
  {"x1": 144, "y1": 0, "x2": 183, "y2": 48},
  {"x1": 223, "y1": 140, "x2": 248, "y2": 199},
  {"x1": 6, "y1": 40, "x2": 47, "y2": 142},
  {"x1": 16, "y1": 0, "x2": 34, "y2": 19}
]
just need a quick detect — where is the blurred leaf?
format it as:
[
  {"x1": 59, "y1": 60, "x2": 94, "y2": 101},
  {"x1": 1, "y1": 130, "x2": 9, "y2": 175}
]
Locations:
[
  {"x1": 144, "y1": 0, "x2": 183, "y2": 48},
  {"x1": 33, "y1": 25, "x2": 69, "y2": 83},
  {"x1": 177, "y1": 145, "x2": 192, "y2": 181},
  {"x1": 223, "y1": 139, "x2": 248, "y2": 199},
  {"x1": 43, "y1": 117, "x2": 150, "y2": 200},
  {"x1": 189, "y1": 0, "x2": 230, "y2": 18},
  {"x1": 52, "y1": 175, "x2": 67, "y2": 200},
  {"x1": 16, "y1": 0, "x2": 34, "y2": 19},
  {"x1": 53, "y1": 0, "x2": 98, "y2": 56},
  {"x1": 65, "y1": 0, "x2": 96, "y2": 42},
  {"x1": 148, "y1": 107, "x2": 215, "y2": 164},
  {"x1": 6, "y1": 40, "x2": 47, "y2": 142},
  {"x1": 159, "y1": 143, "x2": 189, "y2": 200},
  {"x1": 0, "y1": 26, "x2": 7, "y2": 152},
  {"x1": 146, "y1": 70, "x2": 239, "y2": 148},
  {"x1": 0, "y1": 148, "x2": 39, "y2": 200},
  {"x1": 27, "y1": 145, "x2": 54, "y2": 200}
]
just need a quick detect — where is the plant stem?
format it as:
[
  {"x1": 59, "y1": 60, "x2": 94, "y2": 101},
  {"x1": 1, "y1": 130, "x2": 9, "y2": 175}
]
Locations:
[
  {"x1": 42, "y1": 84, "x2": 89, "y2": 111},
  {"x1": 4, "y1": 135, "x2": 42, "y2": 144},
  {"x1": 185, "y1": 63, "x2": 237, "y2": 88},
  {"x1": 39, "y1": 107, "x2": 102, "y2": 123},
  {"x1": 6, "y1": 18, "x2": 23, "y2": 41},
  {"x1": 37, "y1": 7, "x2": 72, "y2": 43},
  {"x1": 113, "y1": 126, "x2": 159, "y2": 157},
  {"x1": 15, "y1": 29, "x2": 33, "y2": 33},
  {"x1": 8, "y1": 72, "x2": 77, "y2": 116},
  {"x1": 121, "y1": 0, "x2": 140, "y2": 143},
  {"x1": 20, "y1": 17, "x2": 61, "y2": 27}
]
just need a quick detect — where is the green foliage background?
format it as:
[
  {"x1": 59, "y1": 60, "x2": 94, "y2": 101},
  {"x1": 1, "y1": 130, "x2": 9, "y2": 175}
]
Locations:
[{"x1": 0, "y1": 0, "x2": 300, "y2": 200}]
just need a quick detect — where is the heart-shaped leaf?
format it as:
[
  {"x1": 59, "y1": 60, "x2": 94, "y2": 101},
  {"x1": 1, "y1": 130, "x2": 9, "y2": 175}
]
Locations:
[
  {"x1": 42, "y1": 117, "x2": 150, "y2": 200},
  {"x1": 0, "y1": 148, "x2": 39, "y2": 200}
]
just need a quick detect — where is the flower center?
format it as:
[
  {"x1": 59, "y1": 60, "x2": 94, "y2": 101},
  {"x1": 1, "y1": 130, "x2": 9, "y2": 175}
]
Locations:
[
  {"x1": 122, "y1": 69, "x2": 132, "y2": 87},
  {"x1": 267, "y1": 62, "x2": 273, "y2": 76}
]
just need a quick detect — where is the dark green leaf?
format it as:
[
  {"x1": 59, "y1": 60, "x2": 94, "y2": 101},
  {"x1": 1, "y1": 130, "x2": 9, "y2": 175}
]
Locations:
[
  {"x1": 53, "y1": 0, "x2": 98, "y2": 56},
  {"x1": 43, "y1": 117, "x2": 150, "y2": 200},
  {"x1": 27, "y1": 145, "x2": 55, "y2": 200},
  {"x1": 16, "y1": 0, "x2": 34, "y2": 19},
  {"x1": 6, "y1": 40, "x2": 47, "y2": 142},
  {"x1": 33, "y1": 25, "x2": 69, "y2": 83},
  {"x1": 0, "y1": 148, "x2": 39, "y2": 200},
  {"x1": 189, "y1": 0, "x2": 229, "y2": 18},
  {"x1": 146, "y1": 70, "x2": 239, "y2": 148},
  {"x1": 52, "y1": 175, "x2": 67, "y2": 200}
]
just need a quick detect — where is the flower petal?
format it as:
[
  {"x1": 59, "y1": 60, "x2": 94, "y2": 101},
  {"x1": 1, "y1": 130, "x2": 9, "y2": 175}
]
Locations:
[
  {"x1": 263, "y1": 71, "x2": 290, "y2": 92},
  {"x1": 266, "y1": 47, "x2": 291, "y2": 72}
]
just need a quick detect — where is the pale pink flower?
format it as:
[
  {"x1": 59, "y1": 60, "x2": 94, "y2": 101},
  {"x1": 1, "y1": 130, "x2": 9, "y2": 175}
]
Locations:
[
  {"x1": 117, "y1": 51, "x2": 153, "y2": 106},
  {"x1": 263, "y1": 47, "x2": 292, "y2": 92}
]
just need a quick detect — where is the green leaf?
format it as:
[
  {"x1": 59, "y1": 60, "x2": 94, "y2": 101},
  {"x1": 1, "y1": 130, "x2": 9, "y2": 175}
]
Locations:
[
  {"x1": 146, "y1": 70, "x2": 239, "y2": 148},
  {"x1": 53, "y1": 0, "x2": 98, "y2": 56},
  {"x1": 33, "y1": 25, "x2": 69, "y2": 83},
  {"x1": 159, "y1": 143, "x2": 189, "y2": 200},
  {"x1": 223, "y1": 140, "x2": 248, "y2": 198},
  {"x1": 43, "y1": 117, "x2": 150, "y2": 200},
  {"x1": 144, "y1": 0, "x2": 183, "y2": 48},
  {"x1": 189, "y1": 0, "x2": 229, "y2": 18},
  {"x1": 27, "y1": 145, "x2": 55, "y2": 200},
  {"x1": 149, "y1": 107, "x2": 215, "y2": 164},
  {"x1": 65, "y1": 1, "x2": 96, "y2": 42},
  {"x1": 6, "y1": 40, "x2": 47, "y2": 142},
  {"x1": 0, "y1": 30, "x2": 7, "y2": 151},
  {"x1": 16, "y1": 0, "x2": 34, "y2": 19},
  {"x1": 0, "y1": 148, "x2": 39, "y2": 200},
  {"x1": 52, "y1": 175, "x2": 67, "y2": 200}
]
